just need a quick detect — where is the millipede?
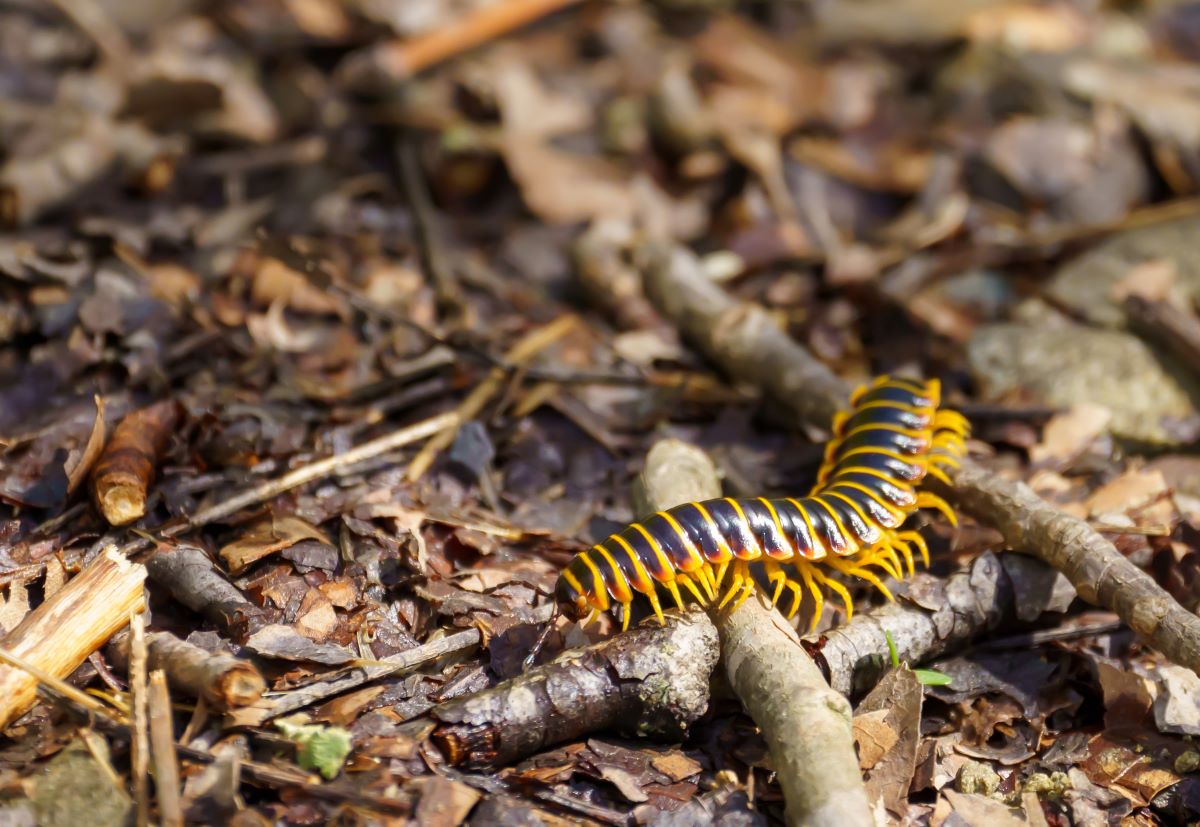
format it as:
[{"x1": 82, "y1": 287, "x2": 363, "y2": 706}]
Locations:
[{"x1": 554, "y1": 376, "x2": 969, "y2": 632}]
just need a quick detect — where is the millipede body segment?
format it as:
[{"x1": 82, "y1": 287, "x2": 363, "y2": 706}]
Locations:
[{"x1": 554, "y1": 376, "x2": 970, "y2": 631}]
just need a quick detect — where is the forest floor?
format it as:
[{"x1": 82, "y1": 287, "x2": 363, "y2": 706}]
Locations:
[{"x1": 2, "y1": 0, "x2": 1200, "y2": 824}]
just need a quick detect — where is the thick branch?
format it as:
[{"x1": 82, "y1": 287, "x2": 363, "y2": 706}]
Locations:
[
  {"x1": 429, "y1": 610, "x2": 717, "y2": 769},
  {"x1": 641, "y1": 241, "x2": 1200, "y2": 676},
  {"x1": 806, "y1": 551, "x2": 1074, "y2": 695},
  {"x1": 635, "y1": 439, "x2": 873, "y2": 827}
]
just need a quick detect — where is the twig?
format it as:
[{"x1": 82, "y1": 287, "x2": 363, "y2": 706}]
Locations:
[
  {"x1": 129, "y1": 611, "x2": 151, "y2": 827},
  {"x1": 184, "y1": 410, "x2": 457, "y2": 530},
  {"x1": 398, "y1": 134, "x2": 462, "y2": 318},
  {"x1": 407, "y1": 317, "x2": 576, "y2": 481},
  {"x1": 634, "y1": 439, "x2": 873, "y2": 827},
  {"x1": 239, "y1": 627, "x2": 487, "y2": 724},
  {"x1": 148, "y1": 670, "x2": 184, "y2": 827},
  {"x1": 640, "y1": 240, "x2": 1200, "y2": 676},
  {"x1": 343, "y1": 0, "x2": 585, "y2": 82},
  {"x1": 0, "y1": 547, "x2": 146, "y2": 728}
]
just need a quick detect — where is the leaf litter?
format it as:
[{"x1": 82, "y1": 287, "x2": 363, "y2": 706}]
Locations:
[{"x1": 1, "y1": 0, "x2": 1200, "y2": 824}]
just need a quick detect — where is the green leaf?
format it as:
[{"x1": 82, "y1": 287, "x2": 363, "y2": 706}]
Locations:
[
  {"x1": 275, "y1": 718, "x2": 352, "y2": 780},
  {"x1": 884, "y1": 630, "x2": 900, "y2": 669},
  {"x1": 913, "y1": 668, "x2": 953, "y2": 687}
]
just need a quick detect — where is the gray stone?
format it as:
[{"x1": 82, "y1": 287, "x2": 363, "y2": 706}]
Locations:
[
  {"x1": 967, "y1": 318, "x2": 1200, "y2": 444},
  {"x1": 1046, "y1": 215, "x2": 1200, "y2": 328}
]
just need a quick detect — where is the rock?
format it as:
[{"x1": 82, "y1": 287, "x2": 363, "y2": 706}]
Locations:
[
  {"x1": 32, "y1": 739, "x2": 132, "y2": 827},
  {"x1": 967, "y1": 317, "x2": 1200, "y2": 445},
  {"x1": 1046, "y1": 214, "x2": 1200, "y2": 328}
]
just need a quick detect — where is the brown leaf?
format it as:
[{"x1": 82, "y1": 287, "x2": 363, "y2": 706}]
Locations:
[
  {"x1": 650, "y1": 752, "x2": 703, "y2": 783},
  {"x1": 1085, "y1": 468, "x2": 1169, "y2": 518},
  {"x1": 1029, "y1": 403, "x2": 1111, "y2": 466},
  {"x1": 293, "y1": 590, "x2": 338, "y2": 642},
  {"x1": 65, "y1": 395, "x2": 107, "y2": 496},
  {"x1": 853, "y1": 709, "x2": 898, "y2": 770},
  {"x1": 412, "y1": 776, "x2": 481, "y2": 827},
  {"x1": 220, "y1": 515, "x2": 332, "y2": 574},
  {"x1": 855, "y1": 668, "x2": 924, "y2": 815}
]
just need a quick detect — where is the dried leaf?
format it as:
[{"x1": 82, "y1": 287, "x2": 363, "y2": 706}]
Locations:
[
  {"x1": 220, "y1": 515, "x2": 332, "y2": 574},
  {"x1": 1029, "y1": 404, "x2": 1111, "y2": 465}
]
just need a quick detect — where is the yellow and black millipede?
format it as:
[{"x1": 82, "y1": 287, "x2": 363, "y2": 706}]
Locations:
[{"x1": 553, "y1": 376, "x2": 969, "y2": 631}]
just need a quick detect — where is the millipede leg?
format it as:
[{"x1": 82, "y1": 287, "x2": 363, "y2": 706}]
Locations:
[
  {"x1": 781, "y1": 579, "x2": 804, "y2": 621},
  {"x1": 646, "y1": 590, "x2": 666, "y2": 625},
  {"x1": 714, "y1": 560, "x2": 730, "y2": 591},
  {"x1": 696, "y1": 565, "x2": 718, "y2": 601},
  {"x1": 899, "y1": 531, "x2": 930, "y2": 567},
  {"x1": 731, "y1": 577, "x2": 755, "y2": 612},
  {"x1": 717, "y1": 563, "x2": 747, "y2": 611},
  {"x1": 794, "y1": 559, "x2": 825, "y2": 627},
  {"x1": 620, "y1": 601, "x2": 632, "y2": 632},
  {"x1": 916, "y1": 492, "x2": 958, "y2": 526},
  {"x1": 924, "y1": 464, "x2": 952, "y2": 486},
  {"x1": 827, "y1": 555, "x2": 895, "y2": 602},
  {"x1": 664, "y1": 580, "x2": 686, "y2": 611},
  {"x1": 765, "y1": 561, "x2": 786, "y2": 609},
  {"x1": 677, "y1": 573, "x2": 706, "y2": 605},
  {"x1": 808, "y1": 564, "x2": 851, "y2": 622},
  {"x1": 892, "y1": 535, "x2": 916, "y2": 576}
]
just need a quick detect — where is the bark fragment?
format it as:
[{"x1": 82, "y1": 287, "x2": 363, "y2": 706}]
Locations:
[{"x1": 91, "y1": 400, "x2": 180, "y2": 526}]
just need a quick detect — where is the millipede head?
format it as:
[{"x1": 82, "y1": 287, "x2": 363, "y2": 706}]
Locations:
[{"x1": 553, "y1": 573, "x2": 590, "y2": 621}]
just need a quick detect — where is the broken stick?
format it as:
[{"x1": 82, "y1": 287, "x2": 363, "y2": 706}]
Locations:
[
  {"x1": 640, "y1": 241, "x2": 1200, "y2": 676},
  {"x1": 634, "y1": 439, "x2": 874, "y2": 827},
  {"x1": 0, "y1": 547, "x2": 146, "y2": 728},
  {"x1": 110, "y1": 628, "x2": 265, "y2": 711}
]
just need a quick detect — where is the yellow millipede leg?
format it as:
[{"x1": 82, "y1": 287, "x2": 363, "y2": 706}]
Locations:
[
  {"x1": 620, "y1": 601, "x2": 632, "y2": 632},
  {"x1": 891, "y1": 535, "x2": 916, "y2": 576},
  {"x1": 677, "y1": 573, "x2": 706, "y2": 605},
  {"x1": 717, "y1": 563, "x2": 746, "y2": 611},
  {"x1": 765, "y1": 561, "x2": 786, "y2": 608},
  {"x1": 872, "y1": 543, "x2": 904, "y2": 581},
  {"x1": 731, "y1": 578, "x2": 755, "y2": 612},
  {"x1": 781, "y1": 580, "x2": 804, "y2": 621},
  {"x1": 664, "y1": 580, "x2": 686, "y2": 611},
  {"x1": 827, "y1": 555, "x2": 896, "y2": 602},
  {"x1": 809, "y1": 565, "x2": 852, "y2": 622},
  {"x1": 900, "y1": 531, "x2": 930, "y2": 567},
  {"x1": 917, "y1": 492, "x2": 958, "y2": 526},
  {"x1": 584, "y1": 608, "x2": 599, "y2": 627},
  {"x1": 696, "y1": 565, "x2": 718, "y2": 601},
  {"x1": 924, "y1": 463, "x2": 953, "y2": 486},
  {"x1": 714, "y1": 560, "x2": 730, "y2": 591},
  {"x1": 646, "y1": 590, "x2": 666, "y2": 625},
  {"x1": 795, "y1": 559, "x2": 826, "y2": 627}
]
